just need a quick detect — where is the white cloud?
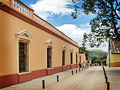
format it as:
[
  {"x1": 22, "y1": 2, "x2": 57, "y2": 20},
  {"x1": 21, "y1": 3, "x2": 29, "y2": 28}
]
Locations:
[
  {"x1": 56, "y1": 24, "x2": 108, "y2": 52},
  {"x1": 30, "y1": 0, "x2": 73, "y2": 20},
  {"x1": 56, "y1": 24, "x2": 91, "y2": 45},
  {"x1": 87, "y1": 43, "x2": 108, "y2": 52}
]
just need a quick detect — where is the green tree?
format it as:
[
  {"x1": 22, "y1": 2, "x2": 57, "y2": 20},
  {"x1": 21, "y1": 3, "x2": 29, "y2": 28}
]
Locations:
[
  {"x1": 91, "y1": 56, "x2": 97, "y2": 63},
  {"x1": 79, "y1": 47, "x2": 89, "y2": 60},
  {"x1": 72, "y1": 0, "x2": 120, "y2": 47},
  {"x1": 100, "y1": 54, "x2": 107, "y2": 60},
  {"x1": 94, "y1": 59, "x2": 101, "y2": 63}
]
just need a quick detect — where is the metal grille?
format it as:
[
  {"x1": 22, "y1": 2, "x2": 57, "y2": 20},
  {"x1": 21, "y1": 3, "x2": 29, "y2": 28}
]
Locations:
[
  {"x1": 76, "y1": 54, "x2": 78, "y2": 63},
  {"x1": 70, "y1": 52, "x2": 73, "y2": 64},
  {"x1": 47, "y1": 48, "x2": 52, "y2": 68},
  {"x1": 62, "y1": 50, "x2": 65, "y2": 66},
  {"x1": 19, "y1": 42, "x2": 27, "y2": 73}
]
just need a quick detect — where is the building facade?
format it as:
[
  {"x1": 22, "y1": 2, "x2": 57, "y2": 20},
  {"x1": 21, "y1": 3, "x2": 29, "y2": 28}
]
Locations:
[
  {"x1": 79, "y1": 52, "x2": 88, "y2": 67},
  {"x1": 107, "y1": 39, "x2": 120, "y2": 67},
  {"x1": 88, "y1": 58, "x2": 92, "y2": 66},
  {"x1": 0, "y1": 0, "x2": 81, "y2": 88}
]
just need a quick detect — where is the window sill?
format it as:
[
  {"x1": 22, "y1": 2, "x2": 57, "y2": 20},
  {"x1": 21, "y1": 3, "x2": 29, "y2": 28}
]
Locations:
[
  {"x1": 47, "y1": 68, "x2": 53, "y2": 69},
  {"x1": 62, "y1": 65, "x2": 66, "y2": 67},
  {"x1": 18, "y1": 71, "x2": 32, "y2": 75}
]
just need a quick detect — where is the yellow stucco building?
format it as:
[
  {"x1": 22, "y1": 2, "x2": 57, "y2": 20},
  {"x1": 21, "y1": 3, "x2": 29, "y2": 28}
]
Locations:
[
  {"x1": 0, "y1": 0, "x2": 83, "y2": 88},
  {"x1": 79, "y1": 52, "x2": 88, "y2": 66},
  {"x1": 107, "y1": 39, "x2": 120, "y2": 67}
]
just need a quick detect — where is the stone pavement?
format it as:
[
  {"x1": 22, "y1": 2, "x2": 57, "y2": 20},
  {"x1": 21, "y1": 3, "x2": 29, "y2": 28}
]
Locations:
[
  {"x1": 44, "y1": 66, "x2": 105, "y2": 90},
  {"x1": 0, "y1": 68, "x2": 80, "y2": 90},
  {"x1": 1, "y1": 66, "x2": 105, "y2": 90},
  {"x1": 105, "y1": 66, "x2": 120, "y2": 90}
]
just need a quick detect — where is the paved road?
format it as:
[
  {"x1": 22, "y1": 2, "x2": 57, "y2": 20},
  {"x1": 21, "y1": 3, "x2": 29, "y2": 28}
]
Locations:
[
  {"x1": 1, "y1": 66, "x2": 105, "y2": 90},
  {"x1": 44, "y1": 66, "x2": 105, "y2": 90},
  {"x1": 105, "y1": 66, "x2": 120, "y2": 90}
]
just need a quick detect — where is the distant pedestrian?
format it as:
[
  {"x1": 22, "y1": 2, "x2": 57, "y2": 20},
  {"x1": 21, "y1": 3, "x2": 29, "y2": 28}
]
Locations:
[{"x1": 83, "y1": 62, "x2": 85, "y2": 69}]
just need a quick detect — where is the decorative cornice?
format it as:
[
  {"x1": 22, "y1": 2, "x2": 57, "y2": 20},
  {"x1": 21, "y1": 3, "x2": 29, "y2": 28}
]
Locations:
[{"x1": 0, "y1": 2, "x2": 79, "y2": 48}]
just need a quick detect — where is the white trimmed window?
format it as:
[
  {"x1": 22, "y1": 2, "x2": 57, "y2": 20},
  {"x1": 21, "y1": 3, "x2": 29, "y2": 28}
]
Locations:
[
  {"x1": 70, "y1": 49, "x2": 73, "y2": 64},
  {"x1": 76, "y1": 54, "x2": 78, "y2": 63},
  {"x1": 62, "y1": 50, "x2": 65, "y2": 66},
  {"x1": 16, "y1": 30, "x2": 32, "y2": 73},
  {"x1": 46, "y1": 39, "x2": 53, "y2": 68},
  {"x1": 62, "y1": 45, "x2": 66, "y2": 66}
]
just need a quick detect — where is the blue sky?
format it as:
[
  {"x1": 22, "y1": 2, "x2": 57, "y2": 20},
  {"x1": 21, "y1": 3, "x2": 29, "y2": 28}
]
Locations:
[{"x1": 20, "y1": 0, "x2": 108, "y2": 51}]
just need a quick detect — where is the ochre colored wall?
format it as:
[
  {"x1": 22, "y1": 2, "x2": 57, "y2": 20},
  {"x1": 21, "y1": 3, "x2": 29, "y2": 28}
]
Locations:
[
  {"x1": 80, "y1": 53, "x2": 87, "y2": 65},
  {"x1": 0, "y1": 10, "x2": 78, "y2": 76},
  {"x1": 107, "y1": 50, "x2": 120, "y2": 67},
  {"x1": 110, "y1": 54, "x2": 120, "y2": 63},
  {"x1": 1, "y1": 10, "x2": 18, "y2": 76}
]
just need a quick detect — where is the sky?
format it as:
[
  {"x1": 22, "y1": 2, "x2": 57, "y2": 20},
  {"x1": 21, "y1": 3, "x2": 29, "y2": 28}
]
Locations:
[{"x1": 20, "y1": 0, "x2": 108, "y2": 52}]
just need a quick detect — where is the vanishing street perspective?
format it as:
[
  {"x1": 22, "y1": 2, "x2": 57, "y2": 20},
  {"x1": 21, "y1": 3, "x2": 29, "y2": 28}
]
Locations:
[{"x1": 0, "y1": 0, "x2": 120, "y2": 90}]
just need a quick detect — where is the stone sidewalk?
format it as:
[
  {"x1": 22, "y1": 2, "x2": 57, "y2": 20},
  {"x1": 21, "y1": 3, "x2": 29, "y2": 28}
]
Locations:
[
  {"x1": 105, "y1": 66, "x2": 120, "y2": 90},
  {"x1": 0, "y1": 68, "x2": 81, "y2": 90},
  {"x1": 1, "y1": 66, "x2": 105, "y2": 90}
]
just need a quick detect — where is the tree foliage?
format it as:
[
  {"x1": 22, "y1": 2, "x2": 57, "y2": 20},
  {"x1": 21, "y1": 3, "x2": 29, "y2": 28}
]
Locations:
[
  {"x1": 79, "y1": 47, "x2": 88, "y2": 53},
  {"x1": 94, "y1": 59, "x2": 101, "y2": 63},
  {"x1": 72, "y1": 0, "x2": 120, "y2": 47},
  {"x1": 88, "y1": 49, "x2": 107, "y2": 63},
  {"x1": 79, "y1": 47, "x2": 89, "y2": 60}
]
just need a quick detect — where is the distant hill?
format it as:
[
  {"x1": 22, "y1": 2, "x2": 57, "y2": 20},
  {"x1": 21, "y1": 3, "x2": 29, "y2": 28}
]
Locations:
[
  {"x1": 88, "y1": 49, "x2": 106, "y2": 53},
  {"x1": 88, "y1": 49, "x2": 107, "y2": 62}
]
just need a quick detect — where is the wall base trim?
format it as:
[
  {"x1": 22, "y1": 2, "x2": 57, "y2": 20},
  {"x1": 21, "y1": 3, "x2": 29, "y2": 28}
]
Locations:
[
  {"x1": 108, "y1": 62, "x2": 120, "y2": 67},
  {"x1": 0, "y1": 74, "x2": 18, "y2": 88},
  {"x1": 70, "y1": 64, "x2": 77, "y2": 69},
  {"x1": 0, "y1": 65, "x2": 78, "y2": 88},
  {"x1": 62, "y1": 65, "x2": 71, "y2": 71}
]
